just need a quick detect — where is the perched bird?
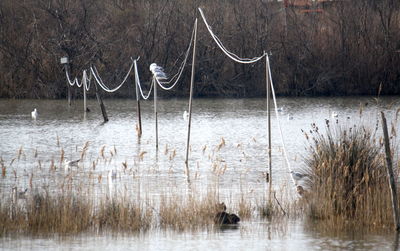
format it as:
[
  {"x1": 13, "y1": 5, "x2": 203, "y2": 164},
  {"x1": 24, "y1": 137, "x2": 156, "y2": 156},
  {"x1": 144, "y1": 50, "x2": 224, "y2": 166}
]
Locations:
[
  {"x1": 149, "y1": 63, "x2": 167, "y2": 80},
  {"x1": 64, "y1": 159, "x2": 80, "y2": 171},
  {"x1": 31, "y1": 108, "x2": 38, "y2": 120},
  {"x1": 214, "y1": 202, "x2": 240, "y2": 225}
]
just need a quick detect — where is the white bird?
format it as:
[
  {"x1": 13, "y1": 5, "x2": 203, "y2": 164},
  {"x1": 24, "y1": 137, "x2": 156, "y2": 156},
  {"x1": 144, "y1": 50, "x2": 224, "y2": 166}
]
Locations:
[
  {"x1": 331, "y1": 111, "x2": 338, "y2": 118},
  {"x1": 290, "y1": 171, "x2": 309, "y2": 182},
  {"x1": 31, "y1": 108, "x2": 38, "y2": 120},
  {"x1": 149, "y1": 63, "x2": 167, "y2": 80},
  {"x1": 64, "y1": 159, "x2": 80, "y2": 171},
  {"x1": 287, "y1": 114, "x2": 293, "y2": 120},
  {"x1": 183, "y1": 110, "x2": 189, "y2": 121}
]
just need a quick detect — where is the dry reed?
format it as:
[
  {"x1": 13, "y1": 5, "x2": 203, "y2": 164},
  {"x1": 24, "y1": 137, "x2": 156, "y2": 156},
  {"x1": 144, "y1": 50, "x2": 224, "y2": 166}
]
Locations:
[{"x1": 303, "y1": 120, "x2": 395, "y2": 229}]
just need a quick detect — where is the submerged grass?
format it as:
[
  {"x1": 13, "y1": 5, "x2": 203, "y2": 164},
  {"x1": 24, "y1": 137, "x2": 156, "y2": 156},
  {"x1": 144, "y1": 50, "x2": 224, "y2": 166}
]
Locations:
[
  {"x1": 2, "y1": 116, "x2": 398, "y2": 236},
  {"x1": 303, "y1": 120, "x2": 397, "y2": 229}
]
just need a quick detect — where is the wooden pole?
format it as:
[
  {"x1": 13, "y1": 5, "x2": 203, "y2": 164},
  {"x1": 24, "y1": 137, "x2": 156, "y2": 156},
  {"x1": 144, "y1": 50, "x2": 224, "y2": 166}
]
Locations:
[
  {"x1": 134, "y1": 60, "x2": 142, "y2": 137},
  {"x1": 83, "y1": 74, "x2": 87, "y2": 113},
  {"x1": 185, "y1": 18, "x2": 198, "y2": 166},
  {"x1": 154, "y1": 77, "x2": 158, "y2": 149},
  {"x1": 266, "y1": 53, "x2": 272, "y2": 203},
  {"x1": 64, "y1": 65, "x2": 72, "y2": 106},
  {"x1": 94, "y1": 80, "x2": 109, "y2": 123},
  {"x1": 381, "y1": 112, "x2": 400, "y2": 231}
]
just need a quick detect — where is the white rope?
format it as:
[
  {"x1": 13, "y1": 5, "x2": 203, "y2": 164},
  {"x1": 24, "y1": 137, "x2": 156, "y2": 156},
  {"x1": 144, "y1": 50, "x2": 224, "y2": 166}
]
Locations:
[
  {"x1": 267, "y1": 55, "x2": 296, "y2": 186},
  {"x1": 198, "y1": 8, "x2": 265, "y2": 64},
  {"x1": 153, "y1": 19, "x2": 196, "y2": 91},
  {"x1": 66, "y1": 69, "x2": 91, "y2": 91},
  {"x1": 90, "y1": 62, "x2": 134, "y2": 93},
  {"x1": 134, "y1": 59, "x2": 154, "y2": 100}
]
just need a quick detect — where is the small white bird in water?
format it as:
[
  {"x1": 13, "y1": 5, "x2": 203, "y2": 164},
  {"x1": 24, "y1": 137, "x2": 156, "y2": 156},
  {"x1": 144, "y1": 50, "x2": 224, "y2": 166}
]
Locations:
[
  {"x1": 290, "y1": 171, "x2": 309, "y2": 182},
  {"x1": 149, "y1": 63, "x2": 167, "y2": 80},
  {"x1": 183, "y1": 110, "x2": 189, "y2": 121},
  {"x1": 64, "y1": 159, "x2": 80, "y2": 171},
  {"x1": 331, "y1": 111, "x2": 338, "y2": 118},
  {"x1": 31, "y1": 108, "x2": 38, "y2": 120}
]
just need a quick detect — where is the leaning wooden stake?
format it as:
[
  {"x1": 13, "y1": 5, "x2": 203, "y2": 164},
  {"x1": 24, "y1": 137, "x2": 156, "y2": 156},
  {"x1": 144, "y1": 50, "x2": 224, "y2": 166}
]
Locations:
[
  {"x1": 94, "y1": 80, "x2": 109, "y2": 123},
  {"x1": 266, "y1": 53, "x2": 272, "y2": 203},
  {"x1": 154, "y1": 78, "x2": 158, "y2": 149},
  {"x1": 185, "y1": 18, "x2": 198, "y2": 166},
  {"x1": 134, "y1": 60, "x2": 142, "y2": 137},
  {"x1": 381, "y1": 111, "x2": 400, "y2": 231}
]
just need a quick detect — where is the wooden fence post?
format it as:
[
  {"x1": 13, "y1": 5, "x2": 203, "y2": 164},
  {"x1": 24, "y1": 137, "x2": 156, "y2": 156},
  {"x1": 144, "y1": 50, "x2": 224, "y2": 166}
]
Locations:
[{"x1": 381, "y1": 111, "x2": 400, "y2": 231}]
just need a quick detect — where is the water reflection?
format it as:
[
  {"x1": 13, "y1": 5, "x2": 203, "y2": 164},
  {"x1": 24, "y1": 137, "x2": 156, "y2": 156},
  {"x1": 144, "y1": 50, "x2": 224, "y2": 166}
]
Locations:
[{"x1": 0, "y1": 97, "x2": 399, "y2": 250}]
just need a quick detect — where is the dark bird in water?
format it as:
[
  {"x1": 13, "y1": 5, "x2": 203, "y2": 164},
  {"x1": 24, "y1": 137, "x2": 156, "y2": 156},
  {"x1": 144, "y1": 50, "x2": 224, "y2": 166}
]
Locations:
[{"x1": 214, "y1": 202, "x2": 240, "y2": 225}]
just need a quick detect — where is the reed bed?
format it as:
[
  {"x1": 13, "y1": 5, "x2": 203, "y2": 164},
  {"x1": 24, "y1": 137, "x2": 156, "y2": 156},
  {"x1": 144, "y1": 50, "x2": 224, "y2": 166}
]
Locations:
[
  {"x1": 0, "y1": 139, "x2": 286, "y2": 236},
  {"x1": 303, "y1": 119, "x2": 397, "y2": 229}
]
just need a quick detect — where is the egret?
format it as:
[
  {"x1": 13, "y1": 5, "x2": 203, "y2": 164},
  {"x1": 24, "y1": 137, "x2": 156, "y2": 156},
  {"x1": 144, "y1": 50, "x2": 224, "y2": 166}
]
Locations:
[{"x1": 31, "y1": 108, "x2": 38, "y2": 120}]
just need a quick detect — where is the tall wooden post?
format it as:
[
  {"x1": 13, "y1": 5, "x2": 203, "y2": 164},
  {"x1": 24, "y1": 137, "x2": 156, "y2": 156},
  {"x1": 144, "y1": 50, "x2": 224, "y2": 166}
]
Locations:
[
  {"x1": 94, "y1": 77, "x2": 109, "y2": 123},
  {"x1": 83, "y1": 72, "x2": 87, "y2": 113},
  {"x1": 266, "y1": 53, "x2": 272, "y2": 203},
  {"x1": 185, "y1": 18, "x2": 198, "y2": 166},
  {"x1": 134, "y1": 60, "x2": 142, "y2": 137},
  {"x1": 154, "y1": 78, "x2": 158, "y2": 149},
  {"x1": 64, "y1": 65, "x2": 72, "y2": 106},
  {"x1": 381, "y1": 112, "x2": 400, "y2": 231}
]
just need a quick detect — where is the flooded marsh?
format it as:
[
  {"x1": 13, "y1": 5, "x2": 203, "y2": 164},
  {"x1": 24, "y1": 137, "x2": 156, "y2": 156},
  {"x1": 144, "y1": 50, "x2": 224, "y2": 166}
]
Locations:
[{"x1": 0, "y1": 97, "x2": 399, "y2": 250}]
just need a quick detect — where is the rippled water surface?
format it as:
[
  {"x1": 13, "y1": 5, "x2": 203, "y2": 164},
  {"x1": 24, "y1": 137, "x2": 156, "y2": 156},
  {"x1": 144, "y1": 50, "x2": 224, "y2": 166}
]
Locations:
[{"x1": 0, "y1": 97, "x2": 399, "y2": 250}]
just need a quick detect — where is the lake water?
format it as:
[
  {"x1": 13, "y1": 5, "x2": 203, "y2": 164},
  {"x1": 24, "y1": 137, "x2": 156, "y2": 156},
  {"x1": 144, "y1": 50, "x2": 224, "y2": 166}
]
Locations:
[{"x1": 0, "y1": 96, "x2": 399, "y2": 250}]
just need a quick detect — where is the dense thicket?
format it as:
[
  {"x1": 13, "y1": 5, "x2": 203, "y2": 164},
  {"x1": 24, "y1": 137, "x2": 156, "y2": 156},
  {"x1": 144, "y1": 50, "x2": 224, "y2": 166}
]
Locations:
[{"x1": 0, "y1": 0, "x2": 399, "y2": 98}]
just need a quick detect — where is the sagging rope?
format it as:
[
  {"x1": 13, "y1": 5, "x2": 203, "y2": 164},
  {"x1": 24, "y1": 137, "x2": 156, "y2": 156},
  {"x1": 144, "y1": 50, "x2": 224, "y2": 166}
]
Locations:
[
  {"x1": 151, "y1": 19, "x2": 196, "y2": 91},
  {"x1": 66, "y1": 69, "x2": 91, "y2": 91},
  {"x1": 90, "y1": 62, "x2": 134, "y2": 93},
  {"x1": 267, "y1": 55, "x2": 296, "y2": 186},
  {"x1": 65, "y1": 70, "x2": 92, "y2": 91},
  {"x1": 133, "y1": 59, "x2": 154, "y2": 100},
  {"x1": 198, "y1": 8, "x2": 266, "y2": 64}
]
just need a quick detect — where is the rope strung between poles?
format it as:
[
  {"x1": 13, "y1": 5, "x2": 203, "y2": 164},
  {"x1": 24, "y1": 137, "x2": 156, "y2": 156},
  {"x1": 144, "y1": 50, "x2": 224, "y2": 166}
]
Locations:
[
  {"x1": 66, "y1": 69, "x2": 92, "y2": 91},
  {"x1": 150, "y1": 19, "x2": 196, "y2": 91},
  {"x1": 198, "y1": 8, "x2": 266, "y2": 64},
  {"x1": 267, "y1": 55, "x2": 296, "y2": 186},
  {"x1": 133, "y1": 59, "x2": 154, "y2": 100},
  {"x1": 90, "y1": 61, "x2": 134, "y2": 93}
]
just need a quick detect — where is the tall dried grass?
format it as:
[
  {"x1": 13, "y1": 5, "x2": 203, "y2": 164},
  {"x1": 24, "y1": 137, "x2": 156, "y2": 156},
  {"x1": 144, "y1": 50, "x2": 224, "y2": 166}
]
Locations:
[{"x1": 303, "y1": 120, "x2": 394, "y2": 229}]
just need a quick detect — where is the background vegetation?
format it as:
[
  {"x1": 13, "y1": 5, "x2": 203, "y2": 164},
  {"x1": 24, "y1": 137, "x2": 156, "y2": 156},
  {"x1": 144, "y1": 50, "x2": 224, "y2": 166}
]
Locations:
[{"x1": 0, "y1": 0, "x2": 399, "y2": 98}]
